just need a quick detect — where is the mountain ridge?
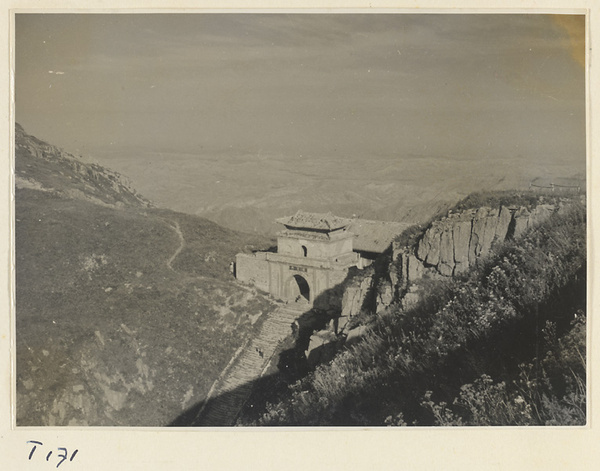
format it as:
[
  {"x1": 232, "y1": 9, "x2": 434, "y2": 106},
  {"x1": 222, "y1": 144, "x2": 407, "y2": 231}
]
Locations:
[
  {"x1": 15, "y1": 125, "x2": 277, "y2": 426},
  {"x1": 16, "y1": 123, "x2": 152, "y2": 210}
]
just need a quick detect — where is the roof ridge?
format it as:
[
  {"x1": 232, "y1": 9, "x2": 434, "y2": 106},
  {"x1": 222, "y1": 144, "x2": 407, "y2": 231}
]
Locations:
[{"x1": 277, "y1": 211, "x2": 351, "y2": 231}]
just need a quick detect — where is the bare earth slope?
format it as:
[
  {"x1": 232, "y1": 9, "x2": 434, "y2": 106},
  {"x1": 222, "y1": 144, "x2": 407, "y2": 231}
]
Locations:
[{"x1": 15, "y1": 125, "x2": 276, "y2": 426}]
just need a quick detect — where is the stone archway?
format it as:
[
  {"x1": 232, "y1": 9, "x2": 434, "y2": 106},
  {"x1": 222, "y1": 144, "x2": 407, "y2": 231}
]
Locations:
[{"x1": 286, "y1": 274, "x2": 311, "y2": 303}]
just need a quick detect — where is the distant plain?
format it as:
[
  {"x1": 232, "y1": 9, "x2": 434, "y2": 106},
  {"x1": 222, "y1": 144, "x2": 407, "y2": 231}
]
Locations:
[{"x1": 92, "y1": 148, "x2": 585, "y2": 234}]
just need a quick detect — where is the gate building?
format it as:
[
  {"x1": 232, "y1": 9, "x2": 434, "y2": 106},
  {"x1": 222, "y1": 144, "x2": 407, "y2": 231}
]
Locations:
[{"x1": 235, "y1": 211, "x2": 361, "y2": 307}]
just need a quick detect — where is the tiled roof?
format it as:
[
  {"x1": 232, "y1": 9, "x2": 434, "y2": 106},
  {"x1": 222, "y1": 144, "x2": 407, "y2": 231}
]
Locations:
[
  {"x1": 277, "y1": 211, "x2": 352, "y2": 231},
  {"x1": 349, "y1": 219, "x2": 413, "y2": 253},
  {"x1": 277, "y1": 210, "x2": 414, "y2": 253}
]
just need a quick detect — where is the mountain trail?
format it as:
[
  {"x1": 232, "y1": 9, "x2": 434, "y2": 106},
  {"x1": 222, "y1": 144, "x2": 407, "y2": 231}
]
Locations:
[{"x1": 163, "y1": 219, "x2": 185, "y2": 271}]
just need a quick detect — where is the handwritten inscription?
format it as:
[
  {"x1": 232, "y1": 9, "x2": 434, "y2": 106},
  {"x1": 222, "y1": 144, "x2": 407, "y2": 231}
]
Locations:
[
  {"x1": 289, "y1": 265, "x2": 307, "y2": 272},
  {"x1": 27, "y1": 441, "x2": 78, "y2": 468}
]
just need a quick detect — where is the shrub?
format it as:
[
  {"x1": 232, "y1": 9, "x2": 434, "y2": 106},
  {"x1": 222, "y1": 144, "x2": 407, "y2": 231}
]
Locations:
[{"x1": 250, "y1": 201, "x2": 585, "y2": 426}]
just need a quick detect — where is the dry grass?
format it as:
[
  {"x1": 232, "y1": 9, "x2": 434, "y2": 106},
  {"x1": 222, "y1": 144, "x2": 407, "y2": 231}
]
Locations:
[{"x1": 252, "y1": 202, "x2": 586, "y2": 426}]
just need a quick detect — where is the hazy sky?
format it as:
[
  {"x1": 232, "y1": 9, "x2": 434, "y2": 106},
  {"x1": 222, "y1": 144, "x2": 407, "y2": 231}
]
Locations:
[{"x1": 15, "y1": 14, "x2": 585, "y2": 164}]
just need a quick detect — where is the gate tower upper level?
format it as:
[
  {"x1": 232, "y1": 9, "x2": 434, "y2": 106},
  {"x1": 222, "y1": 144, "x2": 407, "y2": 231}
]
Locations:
[{"x1": 235, "y1": 211, "x2": 360, "y2": 307}]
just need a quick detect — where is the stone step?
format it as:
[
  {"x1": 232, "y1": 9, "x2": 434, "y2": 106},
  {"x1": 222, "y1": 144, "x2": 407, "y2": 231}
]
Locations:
[
  {"x1": 252, "y1": 340, "x2": 278, "y2": 348},
  {"x1": 267, "y1": 322, "x2": 294, "y2": 328},
  {"x1": 197, "y1": 305, "x2": 305, "y2": 425},
  {"x1": 262, "y1": 322, "x2": 293, "y2": 330},
  {"x1": 273, "y1": 313, "x2": 301, "y2": 319}
]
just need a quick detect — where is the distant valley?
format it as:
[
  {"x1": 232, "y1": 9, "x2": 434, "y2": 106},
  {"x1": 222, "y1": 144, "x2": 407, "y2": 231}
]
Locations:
[{"x1": 87, "y1": 147, "x2": 585, "y2": 235}]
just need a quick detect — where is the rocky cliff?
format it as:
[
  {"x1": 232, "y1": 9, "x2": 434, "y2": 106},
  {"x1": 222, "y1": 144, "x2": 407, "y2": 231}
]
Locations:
[
  {"x1": 389, "y1": 203, "x2": 557, "y2": 300},
  {"x1": 340, "y1": 199, "x2": 568, "y2": 330},
  {"x1": 248, "y1": 197, "x2": 586, "y2": 427},
  {"x1": 15, "y1": 123, "x2": 151, "y2": 208},
  {"x1": 300, "y1": 197, "x2": 579, "y2": 373}
]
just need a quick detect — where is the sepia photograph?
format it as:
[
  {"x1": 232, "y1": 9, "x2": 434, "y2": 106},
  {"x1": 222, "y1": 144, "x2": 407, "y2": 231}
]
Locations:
[{"x1": 13, "y1": 11, "x2": 587, "y2": 430}]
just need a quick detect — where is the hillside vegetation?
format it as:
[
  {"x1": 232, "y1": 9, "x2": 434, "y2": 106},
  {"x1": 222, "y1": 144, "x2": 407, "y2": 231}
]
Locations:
[
  {"x1": 15, "y1": 124, "x2": 586, "y2": 427},
  {"x1": 245, "y1": 197, "x2": 586, "y2": 426},
  {"x1": 15, "y1": 125, "x2": 276, "y2": 426}
]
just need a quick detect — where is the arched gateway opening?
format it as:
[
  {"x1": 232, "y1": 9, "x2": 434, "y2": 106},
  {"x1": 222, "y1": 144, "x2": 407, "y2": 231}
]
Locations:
[{"x1": 286, "y1": 274, "x2": 311, "y2": 303}]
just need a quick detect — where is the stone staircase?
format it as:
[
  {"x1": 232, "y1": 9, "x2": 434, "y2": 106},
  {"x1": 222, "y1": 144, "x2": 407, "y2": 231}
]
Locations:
[{"x1": 196, "y1": 303, "x2": 307, "y2": 426}]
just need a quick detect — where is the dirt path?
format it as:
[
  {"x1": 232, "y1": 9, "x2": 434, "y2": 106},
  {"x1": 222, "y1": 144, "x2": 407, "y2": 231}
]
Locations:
[
  {"x1": 164, "y1": 219, "x2": 185, "y2": 271},
  {"x1": 195, "y1": 303, "x2": 306, "y2": 426},
  {"x1": 158, "y1": 216, "x2": 304, "y2": 425}
]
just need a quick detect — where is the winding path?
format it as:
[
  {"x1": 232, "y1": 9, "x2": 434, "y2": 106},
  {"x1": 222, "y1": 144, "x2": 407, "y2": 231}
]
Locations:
[
  {"x1": 164, "y1": 219, "x2": 185, "y2": 271},
  {"x1": 195, "y1": 303, "x2": 307, "y2": 426},
  {"x1": 159, "y1": 215, "x2": 305, "y2": 425}
]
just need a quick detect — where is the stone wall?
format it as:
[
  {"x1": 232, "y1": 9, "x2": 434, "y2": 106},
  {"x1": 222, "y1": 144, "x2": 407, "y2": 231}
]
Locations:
[
  {"x1": 268, "y1": 261, "x2": 350, "y2": 306},
  {"x1": 276, "y1": 235, "x2": 354, "y2": 260},
  {"x1": 235, "y1": 253, "x2": 270, "y2": 293},
  {"x1": 236, "y1": 250, "x2": 353, "y2": 307}
]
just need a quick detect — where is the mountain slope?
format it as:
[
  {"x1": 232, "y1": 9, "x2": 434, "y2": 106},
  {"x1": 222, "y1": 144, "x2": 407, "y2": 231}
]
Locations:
[
  {"x1": 242, "y1": 195, "x2": 586, "y2": 426},
  {"x1": 15, "y1": 123, "x2": 150, "y2": 209},
  {"x1": 15, "y1": 125, "x2": 276, "y2": 426}
]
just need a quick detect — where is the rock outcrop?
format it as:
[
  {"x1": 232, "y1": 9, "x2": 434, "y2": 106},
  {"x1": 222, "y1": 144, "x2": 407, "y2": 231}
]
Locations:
[
  {"x1": 297, "y1": 198, "x2": 572, "y2": 373},
  {"x1": 15, "y1": 123, "x2": 151, "y2": 208},
  {"x1": 351, "y1": 202, "x2": 560, "y2": 318},
  {"x1": 412, "y1": 204, "x2": 556, "y2": 280},
  {"x1": 340, "y1": 275, "x2": 373, "y2": 320}
]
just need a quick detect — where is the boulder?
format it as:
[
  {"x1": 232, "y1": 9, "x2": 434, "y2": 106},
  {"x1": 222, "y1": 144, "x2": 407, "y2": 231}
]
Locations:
[
  {"x1": 401, "y1": 285, "x2": 422, "y2": 310},
  {"x1": 469, "y1": 207, "x2": 498, "y2": 261},
  {"x1": 333, "y1": 315, "x2": 350, "y2": 334},
  {"x1": 480, "y1": 210, "x2": 500, "y2": 256},
  {"x1": 371, "y1": 202, "x2": 559, "y2": 313},
  {"x1": 376, "y1": 279, "x2": 394, "y2": 312},
  {"x1": 394, "y1": 249, "x2": 410, "y2": 293},
  {"x1": 306, "y1": 331, "x2": 339, "y2": 367}
]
